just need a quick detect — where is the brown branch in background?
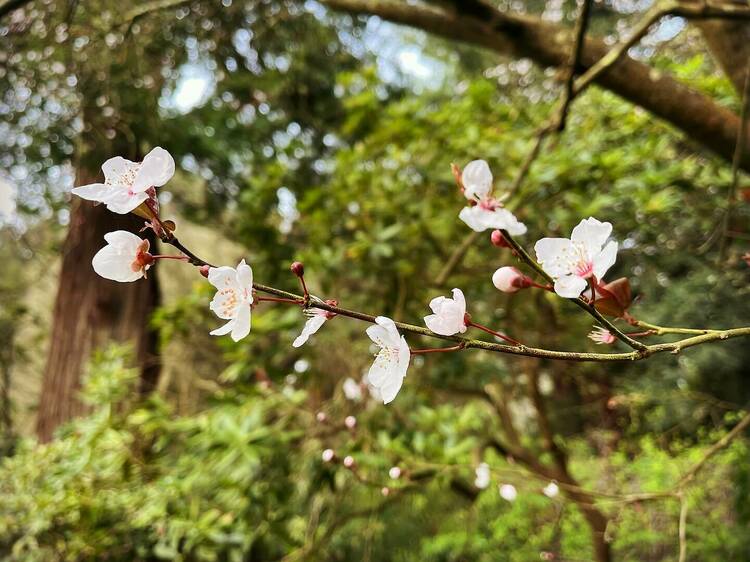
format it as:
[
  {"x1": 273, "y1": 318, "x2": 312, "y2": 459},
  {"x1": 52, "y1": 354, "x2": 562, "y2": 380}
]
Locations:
[
  {"x1": 434, "y1": 230, "x2": 480, "y2": 286},
  {"x1": 320, "y1": 0, "x2": 750, "y2": 171},
  {"x1": 719, "y1": 60, "x2": 750, "y2": 261},
  {"x1": 557, "y1": 0, "x2": 593, "y2": 132}
]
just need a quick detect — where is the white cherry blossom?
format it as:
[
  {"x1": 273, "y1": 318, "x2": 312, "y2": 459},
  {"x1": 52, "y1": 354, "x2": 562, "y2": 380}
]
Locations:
[
  {"x1": 543, "y1": 482, "x2": 559, "y2": 498},
  {"x1": 208, "y1": 259, "x2": 254, "y2": 342},
  {"x1": 71, "y1": 147, "x2": 175, "y2": 214},
  {"x1": 499, "y1": 483, "x2": 518, "y2": 502},
  {"x1": 458, "y1": 159, "x2": 526, "y2": 235},
  {"x1": 365, "y1": 316, "x2": 410, "y2": 404},
  {"x1": 534, "y1": 217, "x2": 618, "y2": 299},
  {"x1": 342, "y1": 377, "x2": 363, "y2": 402},
  {"x1": 474, "y1": 463, "x2": 491, "y2": 490},
  {"x1": 92, "y1": 230, "x2": 153, "y2": 282},
  {"x1": 424, "y1": 288, "x2": 467, "y2": 336}
]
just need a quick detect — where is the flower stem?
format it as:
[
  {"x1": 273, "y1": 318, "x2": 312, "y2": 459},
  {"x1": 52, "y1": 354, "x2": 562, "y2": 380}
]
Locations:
[
  {"x1": 256, "y1": 296, "x2": 304, "y2": 305},
  {"x1": 411, "y1": 344, "x2": 466, "y2": 355},
  {"x1": 151, "y1": 254, "x2": 189, "y2": 261},
  {"x1": 466, "y1": 320, "x2": 521, "y2": 346}
]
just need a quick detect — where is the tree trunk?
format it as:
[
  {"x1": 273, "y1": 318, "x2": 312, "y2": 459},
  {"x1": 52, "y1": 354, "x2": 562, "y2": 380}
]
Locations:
[
  {"x1": 36, "y1": 166, "x2": 160, "y2": 441},
  {"x1": 693, "y1": 11, "x2": 750, "y2": 96}
]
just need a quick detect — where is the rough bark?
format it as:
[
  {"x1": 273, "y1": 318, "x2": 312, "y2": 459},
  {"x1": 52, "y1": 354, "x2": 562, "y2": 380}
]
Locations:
[
  {"x1": 693, "y1": 11, "x2": 750, "y2": 95},
  {"x1": 36, "y1": 167, "x2": 160, "y2": 441},
  {"x1": 320, "y1": 0, "x2": 750, "y2": 171}
]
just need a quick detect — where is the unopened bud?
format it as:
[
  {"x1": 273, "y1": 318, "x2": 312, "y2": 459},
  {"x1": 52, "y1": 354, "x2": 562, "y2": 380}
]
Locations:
[
  {"x1": 490, "y1": 229, "x2": 510, "y2": 248},
  {"x1": 322, "y1": 449, "x2": 335, "y2": 463},
  {"x1": 343, "y1": 455, "x2": 355, "y2": 469},
  {"x1": 381, "y1": 486, "x2": 390, "y2": 497},
  {"x1": 492, "y1": 267, "x2": 531, "y2": 293},
  {"x1": 344, "y1": 415, "x2": 357, "y2": 429},
  {"x1": 389, "y1": 466, "x2": 402, "y2": 479},
  {"x1": 290, "y1": 261, "x2": 305, "y2": 277},
  {"x1": 316, "y1": 411, "x2": 327, "y2": 423},
  {"x1": 199, "y1": 265, "x2": 210, "y2": 278}
]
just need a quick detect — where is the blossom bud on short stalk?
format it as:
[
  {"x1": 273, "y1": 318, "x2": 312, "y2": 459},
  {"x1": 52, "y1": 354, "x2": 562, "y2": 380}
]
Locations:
[
  {"x1": 290, "y1": 261, "x2": 305, "y2": 277},
  {"x1": 490, "y1": 229, "x2": 510, "y2": 248},
  {"x1": 492, "y1": 266, "x2": 533, "y2": 293},
  {"x1": 344, "y1": 415, "x2": 357, "y2": 429},
  {"x1": 199, "y1": 265, "x2": 210, "y2": 278},
  {"x1": 343, "y1": 455, "x2": 356, "y2": 469}
]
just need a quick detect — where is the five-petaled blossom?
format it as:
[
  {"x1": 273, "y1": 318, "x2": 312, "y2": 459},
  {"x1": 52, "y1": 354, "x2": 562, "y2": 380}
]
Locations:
[
  {"x1": 534, "y1": 217, "x2": 618, "y2": 298},
  {"x1": 588, "y1": 326, "x2": 616, "y2": 345},
  {"x1": 71, "y1": 147, "x2": 175, "y2": 214},
  {"x1": 365, "y1": 316, "x2": 410, "y2": 404},
  {"x1": 293, "y1": 306, "x2": 336, "y2": 348},
  {"x1": 92, "y1": 230, "x2": 154, "y2": 282},
  {"x1": 424, "y1": 288, "x2": 467, "y2": 336},
  {"x1": 457, "y1": 160, "x2": 527, "y2": 235},
  {"x1": 208, "y1": 259, "x2": 254, "y2": 342}
]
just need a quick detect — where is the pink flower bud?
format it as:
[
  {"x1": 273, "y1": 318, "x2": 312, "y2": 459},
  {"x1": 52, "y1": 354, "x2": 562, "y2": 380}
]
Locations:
[
  {"x1": 381, "y1": 486, "x2": 390, "y2": 497},
  {"x1": 492, "y1": 266, "x2": 531, "y2": 293},
  {"x1": 389, "y1": 466, "x2": 402, "y2": 479},
  {"x1": 290, "y1": 261, "x2": 305, "y2": 277},
  {"x1": 490, "y1": 229, "x2": 510, "y2": 248},
  {"x1": 343, "y1": 455, "x2": 355, "y2": 469},
  {"x1": 321, "y1": 449, "x2": 335, "y2": 463},
  {"x1": 199, "y1": 265, "x2": 210, "y2": 278},
  {"x1": 316, "y1": 411, "x2": 327, "y2": 423},
  {"x1": 344, "y1": 415, "x2": 357, "y2": 429}
]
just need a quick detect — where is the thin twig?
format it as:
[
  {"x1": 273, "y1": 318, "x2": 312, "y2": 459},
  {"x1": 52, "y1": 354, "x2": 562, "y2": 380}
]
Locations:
[
  {"x1": 161, "y1": 230, "x2": 749, "y2": 362},
  {"x1": 678, "y1": 491, "x2": 688, "y2": 562},
  {"x1": 719, "y1": 60, "x2": 750, "y2": 261}
]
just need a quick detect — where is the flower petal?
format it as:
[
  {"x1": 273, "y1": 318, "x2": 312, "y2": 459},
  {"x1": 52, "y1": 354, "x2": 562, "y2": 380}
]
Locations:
[
  {"x1": 210, "y1": 286, "x2": 241, "y2": 320},
  {"x1": 534, "y1": 238, "x2": 575, "y2": 278},
  {"x1": 292, "y1": 315, "x2": 327, "y2": 348},
  {"x1": 553, "y1": 275, "x2": 588, "y2": 298},
  {"x1": 102, "y1": 156, "x2": 137, "y2": 185},
  {"x1": 103, "y1": 230, "x2": 143, "y2": 249},
  {"x1": 451, "y1": 288, "x2": 466, "y2": 315},
  {"x1": 92, "y1": 244, "x2": 142, "y2": 282},
  {"x1": 132, "y1": 147, "x2": 175, "y2": 192},
  {"x1": 236, "y1": 259, "x2": 253, "y2": 296},
  {"x1": 593, "y1": 240, "x2": 618, "y2": 279},
  {"x1": 210, "y1": 318, "x2": 235, "y2": 336},
  {"x1": 230, "y1": 304, "x2": 252, "y2": 342},
  {"x1": 570, "y1": 217, "x2": 612, "y2": 254},
  {"x1": 103, "y1": 188, "x2": 149, "y2": 214},
  {"x1": 208, "y1": 266, "x2": 241, "y2": 291},
  {"x1": 71, "y1": 183, "x2": 109, "y2": 201},
  {"x1": 461, "y1": 159, "x2": 493, "y2": 200},
  {"x1": 459, "y1": 206, "x2": 526, "y2": 234},
  {"x1": 366, "y1": 316, "x2": 401, "y2": 349}
]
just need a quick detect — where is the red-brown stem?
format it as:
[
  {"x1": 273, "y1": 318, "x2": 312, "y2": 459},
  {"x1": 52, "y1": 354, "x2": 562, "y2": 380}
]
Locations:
[
  {"x1": 466, "y1": 320, "x2": 521, "y2": 346},
  {"x1": 256, "y1": 296, "x2": 304, "y2": 304},
  {"x1": 626, "y1": 330, "x2": 656, "y2": 338},
  {"x1": 411, "y1": 344, "x2": 466, "y2": 355},
  {"x1": 529, "y1": 281, "x2": 553, "y2": 291},
  {"x1": 299, "y1": 276, "x2": 309, "y2": 299},
  {"x1": 152, "y1": 254, "x2": 189, "y2": 261}
]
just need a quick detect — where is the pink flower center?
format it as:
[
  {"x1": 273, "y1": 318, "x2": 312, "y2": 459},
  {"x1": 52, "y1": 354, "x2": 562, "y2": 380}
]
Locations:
[
  {"x1": 478, "y1": 197, "x2": 500, "y2": 211},
  {"x1": 574, "y1": 260, "x2": 594, "y2": 278}
]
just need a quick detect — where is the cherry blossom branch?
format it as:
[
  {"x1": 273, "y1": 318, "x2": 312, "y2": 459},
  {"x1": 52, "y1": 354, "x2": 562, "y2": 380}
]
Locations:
[
  {"x1": 497, "y1": 229, "x2": 649, "y2": 351},
  {"x1": 157, "y1": 230, "x2": 750, "y2": 362}
]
